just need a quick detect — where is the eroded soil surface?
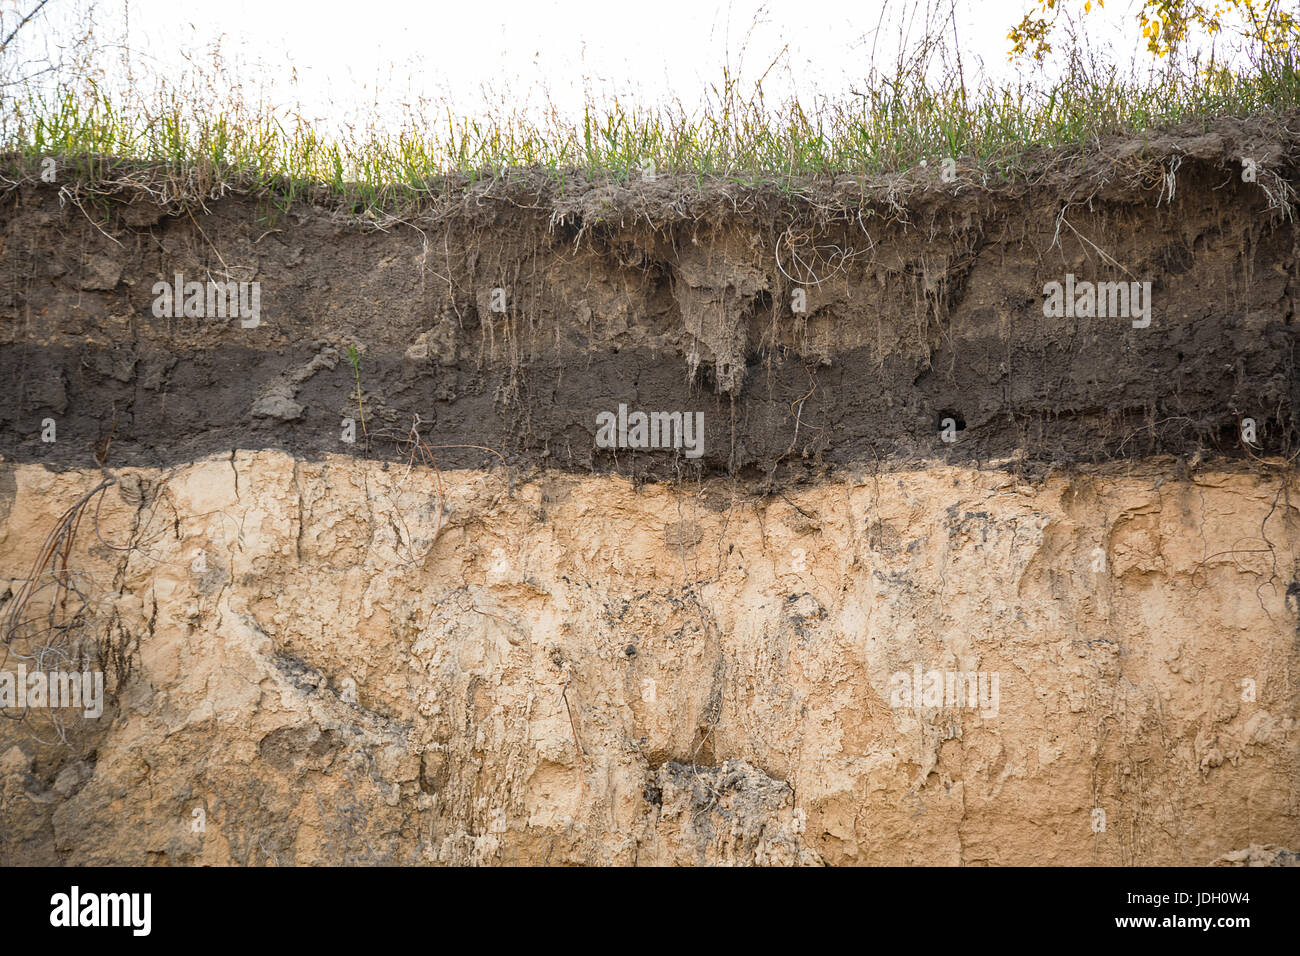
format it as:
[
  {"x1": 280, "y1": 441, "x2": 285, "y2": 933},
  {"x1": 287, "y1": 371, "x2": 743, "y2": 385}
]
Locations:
[{"x1": 1, "y1": 116, "x2": 1298, "y2": 864}]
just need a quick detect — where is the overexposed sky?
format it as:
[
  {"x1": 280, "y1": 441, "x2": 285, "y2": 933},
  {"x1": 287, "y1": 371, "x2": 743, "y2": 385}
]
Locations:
[{"x1": 8, "y1": 0, "x2": 1247, "y2": 133}]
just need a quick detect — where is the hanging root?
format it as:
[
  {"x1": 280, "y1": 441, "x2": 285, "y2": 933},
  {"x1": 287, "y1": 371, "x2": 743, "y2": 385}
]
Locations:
[{"x1": 1, "y1": 468, "x2": 117, "y2": 734}]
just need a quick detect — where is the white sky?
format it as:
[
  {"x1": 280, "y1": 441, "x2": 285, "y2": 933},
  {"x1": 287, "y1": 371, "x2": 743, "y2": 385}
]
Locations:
[{"x1": 8, "y1": 0, "x2": 1249, "y2": 134}]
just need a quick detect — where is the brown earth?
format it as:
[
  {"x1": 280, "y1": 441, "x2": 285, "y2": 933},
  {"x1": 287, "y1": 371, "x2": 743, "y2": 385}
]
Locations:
[
  {"x1": 1, "y1": 114, "x2": 1299, "y2": 865},
  {"x1": 1, "y1": 112, "x2": 1297, "y2": 478}
]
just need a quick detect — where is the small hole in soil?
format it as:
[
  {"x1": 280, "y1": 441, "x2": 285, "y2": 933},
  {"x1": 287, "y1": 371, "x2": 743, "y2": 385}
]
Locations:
[
  {"x1": 1216, "y1": 422, "x2": 1241, "y2": 447},
  {"x1": 935, "y1": 409, "x2": 966, "y2": 431}
]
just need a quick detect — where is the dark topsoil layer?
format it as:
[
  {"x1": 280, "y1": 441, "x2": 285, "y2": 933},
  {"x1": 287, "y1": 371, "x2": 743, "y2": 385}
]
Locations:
[{"x1": 1, "y1": 112, "x2": 1298, "y2": 482}]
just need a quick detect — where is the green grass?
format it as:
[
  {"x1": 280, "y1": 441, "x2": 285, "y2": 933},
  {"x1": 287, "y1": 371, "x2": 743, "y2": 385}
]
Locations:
[{"x1": 2, "y1": 47, "x2": 1297, "y2": 213}]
